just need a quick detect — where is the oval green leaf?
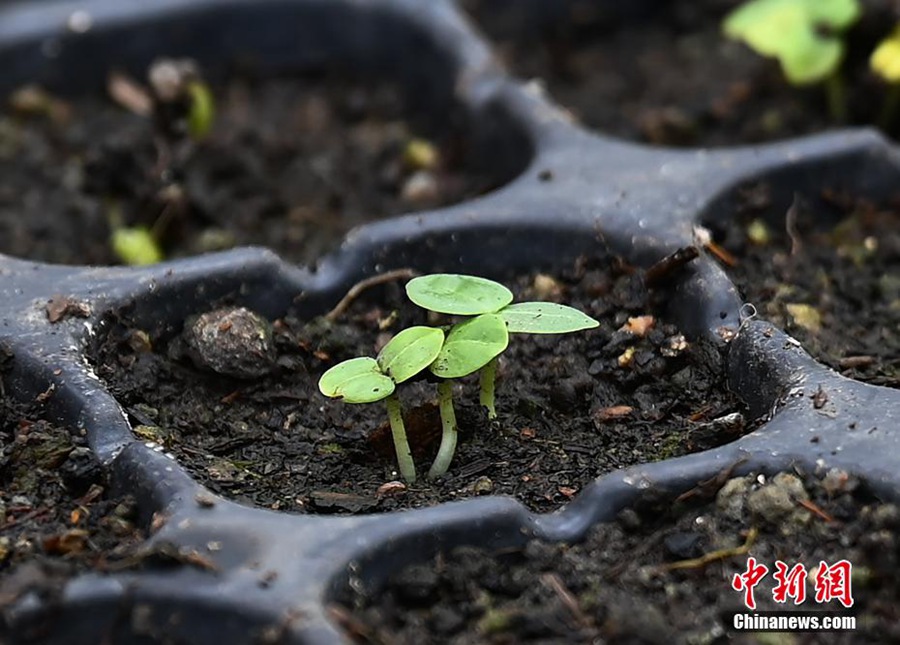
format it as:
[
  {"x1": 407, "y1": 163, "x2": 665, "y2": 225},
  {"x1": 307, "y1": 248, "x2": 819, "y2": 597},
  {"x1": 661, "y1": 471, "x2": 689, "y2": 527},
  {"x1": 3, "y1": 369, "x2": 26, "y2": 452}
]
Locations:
[
  {"x1": 187, "y1": 80, "x2": 215, "y2": 140},
  {"x1": 499, "y1": 302, "x2": 600, "y2": 334},
  {"x1": 111, "y1": 226, "x2": 164, "y2": 266},
  {"x1": 872, "y1": 28, "x2": 900, "y2": 83},
  {"x1": 724, "y1": 0, "x2": 807, "y2": 58},
  {"x1": 377, "y1": 326, "x2": 445, "y2": 383},
  {"x1": 318, "y1": 357, "x2": 395, "y2": 404},
  {"x1": 722, "y1": 0, "x2": 858, "y2": 85},
  {"x1": 406, "y1": 274, "x2": 513, "y2": 315},
  {"x1": 430, "y1": 314, "x2": 509, "y2": 379},
  {"x1": 780, "y1": 33, "x2": 841, "y2": 85}
]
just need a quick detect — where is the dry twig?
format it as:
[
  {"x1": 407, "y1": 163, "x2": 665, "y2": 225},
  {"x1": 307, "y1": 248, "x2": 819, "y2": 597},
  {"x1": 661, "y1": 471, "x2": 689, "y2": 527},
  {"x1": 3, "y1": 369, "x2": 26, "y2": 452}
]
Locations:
[
  {"x1": 541, "y1": 572, "x2": 592, "y2": 628},
  {"x1": 785, "y1": 193, "x2": 803, "y2": 257},
  {"x1": 324, "y1": 268, "x2": 419, "y2": 322}
]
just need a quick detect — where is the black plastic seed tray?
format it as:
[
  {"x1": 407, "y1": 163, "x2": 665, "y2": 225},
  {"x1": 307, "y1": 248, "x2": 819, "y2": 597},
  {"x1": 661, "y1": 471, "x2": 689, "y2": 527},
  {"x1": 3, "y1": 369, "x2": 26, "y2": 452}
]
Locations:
[{"x1": 1, "y1": 0, "x2": 899, "y2": 643}]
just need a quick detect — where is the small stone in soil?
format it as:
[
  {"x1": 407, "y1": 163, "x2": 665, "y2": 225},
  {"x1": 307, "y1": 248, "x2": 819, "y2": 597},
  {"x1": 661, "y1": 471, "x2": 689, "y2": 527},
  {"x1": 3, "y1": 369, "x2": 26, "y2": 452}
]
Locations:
[{"x1": 185, "y1": 307, "x2": 276, "y2": 378}]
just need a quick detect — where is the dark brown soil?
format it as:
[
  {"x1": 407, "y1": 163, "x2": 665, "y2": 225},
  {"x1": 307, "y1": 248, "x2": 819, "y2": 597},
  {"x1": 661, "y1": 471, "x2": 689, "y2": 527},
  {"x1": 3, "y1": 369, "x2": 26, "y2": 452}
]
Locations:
[
  {"x1": 336, "y1": 468, "x2": 897, "y2": 644},
  {"x1": 462, "y1": 0, "x2": 899, "y2": 146},
  {"x1": 0, "y1": 381, "x2": 144, "y2": 609},
  {"x1": 712, "y1": 188, "x2": 900, "y2": 388},
  {"x1": 0, "y1": 70, "x2": 493, "y2": 267},
  {"x1": 91, "y1": 258, "x2": 752, "y2": 515}
]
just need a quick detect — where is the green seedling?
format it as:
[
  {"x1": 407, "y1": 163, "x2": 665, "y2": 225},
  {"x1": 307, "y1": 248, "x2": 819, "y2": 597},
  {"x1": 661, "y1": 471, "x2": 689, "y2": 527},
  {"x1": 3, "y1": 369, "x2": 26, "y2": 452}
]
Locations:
[
  {"x1": 110, "y1": 226, "x2": 164, "y2": 265},
  {"x1": 320, "y1": 275, "x2": 598, "y2": 482},
  {"x1": 406, "y1": 274, "x2": 599, "y2": 478},
  {"x1": 723, "y1": 0, "x2": 861, "y2": 120},
  {"x1": 106, "y1": 203, "x2": 164, "y2": 265},
  {"x1": 186, "y1": 80, "x2": 215, "y2": 140},
  {"x1": 403, "y1": 138, "x2": 439, "y2": 171},
  {"x1": 871, "y1": 26, "x2": 900, "y2": 128},
  {"x1": 318, "y1": 325, "x2": 444, "y2": 483},
  {"x1": 148, "y1": 59, "x2": 216, "y2": 141}
]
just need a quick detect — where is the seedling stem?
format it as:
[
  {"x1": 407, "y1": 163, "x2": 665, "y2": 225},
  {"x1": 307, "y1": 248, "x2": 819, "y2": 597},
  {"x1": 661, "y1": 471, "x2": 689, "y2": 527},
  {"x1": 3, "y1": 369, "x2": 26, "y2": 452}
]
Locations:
[
  {"x1": 385, "y1": 394, "x2": 416, "y2": 484},
  {"x1": 479, "y1": 357, "x2": 498, "y2": 420},
  {"x1": 879, "y1": 85, "x2": 900, "y2": 129},
  {"x1": 429, "y1": 380, "x2": 458, "y2": 480},
  {"x1": 825, "y1": 73, "x2": 846, "y2": 123}
]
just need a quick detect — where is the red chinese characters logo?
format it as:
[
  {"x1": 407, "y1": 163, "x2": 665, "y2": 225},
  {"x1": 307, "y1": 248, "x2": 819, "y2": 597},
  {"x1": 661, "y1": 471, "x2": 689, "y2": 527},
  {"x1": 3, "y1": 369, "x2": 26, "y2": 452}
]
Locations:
[
  {"x1": 814, "y1": 560, "x2": 854, "y2": 608},
  {"x1": 732, "y1": 557, "x2": 768, "y2": 610},
  {"x1": 773, "y1": 562, "x2": 807, "y2": 604},
  {"x1": 732, "y1": 559, "x2": 854, "y2": 609}
]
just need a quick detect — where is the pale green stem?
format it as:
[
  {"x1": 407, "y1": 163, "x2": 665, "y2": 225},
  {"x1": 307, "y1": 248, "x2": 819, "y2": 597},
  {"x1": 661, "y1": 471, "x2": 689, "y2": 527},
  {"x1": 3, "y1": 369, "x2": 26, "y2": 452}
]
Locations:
[
  {"x1": 878, "y1": 84, "x2": 900, "y2": 131},
  {"x1": 825, "y1": 73, "x2": 846, "y2": 124},
  {"x1": 479, "y1": 357, "x2": 498, "y2": 420},
  {"x1": 428, "y1": 380, "x2": 458, "y2": 480},
  {"x1": 385, "y1": 394, "x2": 416, "y2": 484}
]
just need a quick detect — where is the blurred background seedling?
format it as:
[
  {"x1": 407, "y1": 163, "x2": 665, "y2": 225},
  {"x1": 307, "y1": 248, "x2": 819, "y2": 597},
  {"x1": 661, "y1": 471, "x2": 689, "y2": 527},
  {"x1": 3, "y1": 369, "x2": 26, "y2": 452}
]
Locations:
[
  {"x1": 723, "y1": 0, "x2": 861, "y2": 121},
  {"x1": 870, "y1": 26, "x2": 900, "y2": 128}
]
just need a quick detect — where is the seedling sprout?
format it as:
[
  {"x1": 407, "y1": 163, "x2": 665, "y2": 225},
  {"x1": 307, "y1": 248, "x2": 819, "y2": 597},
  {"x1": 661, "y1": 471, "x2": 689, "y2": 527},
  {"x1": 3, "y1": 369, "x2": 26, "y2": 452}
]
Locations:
[
  {"x1": 186, "y1": 80, "x2": 216, "y2": 140},
  {"x1": 319, "y1": 274, "x2": 598, "y2": 482},
  {"x1": 148, "y1": 58, "x2": 216, "y2": 141},
  {"x1": 871, "y1": 26, "x2": 900, "y2": 127},
  {"x1": 107, "y1": 203, "x2": 164, "y2": 266},
  {"x1": 723, "y1": 0, "x2": 861, "y2": 120},
  {"x1": 318, "y1": 326, "x2": 444, "y2": 483},
  {"x1": 110, "y1": 225, "x2": 164, "y2": 266},
  {"x1": 406, "y1": 274, "x2": 599, "y2": 477}
]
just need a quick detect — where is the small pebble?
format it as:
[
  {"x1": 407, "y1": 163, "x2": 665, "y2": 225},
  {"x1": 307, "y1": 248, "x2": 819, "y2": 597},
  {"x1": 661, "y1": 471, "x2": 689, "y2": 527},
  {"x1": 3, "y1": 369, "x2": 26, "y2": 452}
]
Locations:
[
  {"x1": 747, "y1": 473, "x2": 809, "y2": 531},
  {"x1": 532, "y1": 274, "x2": 564, "y2": 300},
  {"x1": 664, "y1": 531, "x2": 706, "y2": 559},
  {"x1": 401, "y1": 170, "x2": 439, "y2": 204},
  {"x1": 716, "y1": 476, "x2": 750, "y2": 522},
  {"x1": 187, "y1": 307, "x2": 276, "y2": 378},
  {"x1": 469, "y1": 476, "x2": 494, "y2": 495},
  {"x1": 376, "y1": 481, "x2": 407, "y2": 497}
]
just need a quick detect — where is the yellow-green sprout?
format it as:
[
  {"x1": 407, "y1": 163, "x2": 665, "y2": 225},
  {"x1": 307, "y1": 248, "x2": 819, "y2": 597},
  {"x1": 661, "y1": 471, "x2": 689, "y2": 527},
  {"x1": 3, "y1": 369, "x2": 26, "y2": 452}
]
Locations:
[
  {"x1": 871, "y1": 26, "x2": 900, "y2": 127},
  {"x1": 723, "y1": 0, "x2": 861, "y2": 119},
  {"x1": 186, "y1": 81, "x2": 215, "y2": 140},
  {"x1": 110, "y1": 226, "x2": 164, "y2": 266}
]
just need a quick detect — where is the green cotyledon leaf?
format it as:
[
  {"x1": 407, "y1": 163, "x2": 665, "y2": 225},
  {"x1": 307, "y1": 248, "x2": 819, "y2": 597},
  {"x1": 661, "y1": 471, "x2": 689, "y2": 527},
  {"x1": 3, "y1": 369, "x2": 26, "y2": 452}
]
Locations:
[
  {"x1": 406, "y1": 274, "x2": 513, "y2": 315},
  {"x1": 429, "y1": 314, "x2": 508, "y2": 379},
  {"x1": 377, "y1": 326, "x2": 445, "y2": 383},
  {"x1": 723, "y1": 0, "x2": 859, "y2": 85},
  {"x1": 499, "y1": 302, "x2": 600, "y2": 334},
  {"x1": 318, "y1": 357, "x2": 395, "y2": 404},
  {"x1": 111, "y1": 226, "x2": 164, "y2": 265}
]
